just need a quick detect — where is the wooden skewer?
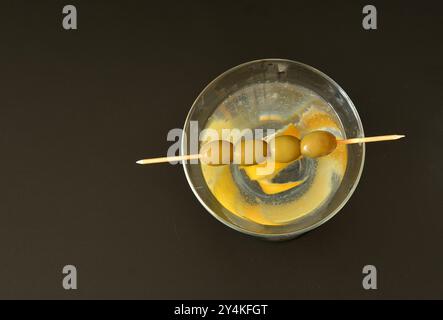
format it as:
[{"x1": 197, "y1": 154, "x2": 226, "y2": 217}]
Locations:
[
  {"x1": 337, "y1": 134, "x2": 405, "y2": 145},
  {"x1": 136, "y1": 154, "x2": 201, "y2": 165},
  {"x1": 136, "y1": 134, "x2": 405, "y2": 165}
]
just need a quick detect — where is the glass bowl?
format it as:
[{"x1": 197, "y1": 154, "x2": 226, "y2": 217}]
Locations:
[{"x1": 182, "y1": 59, "x2": 365, "y2": 240}]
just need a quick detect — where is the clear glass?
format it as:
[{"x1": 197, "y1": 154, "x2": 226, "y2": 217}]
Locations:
[{"x1": 182, "y1": 59, "x2": 365, "y2": 240}]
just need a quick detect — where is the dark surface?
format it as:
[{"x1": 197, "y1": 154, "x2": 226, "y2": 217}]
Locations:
[{"x1": 0, "y1": 0, "x2": 442, "y2": 299}]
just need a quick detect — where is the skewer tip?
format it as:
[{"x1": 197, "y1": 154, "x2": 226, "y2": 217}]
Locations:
[{"x1": 136, "y1": 160, "x2": 144, "y2": 165}]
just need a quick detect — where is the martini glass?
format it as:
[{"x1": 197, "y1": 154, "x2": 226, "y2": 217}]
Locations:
[{"x1": 182, "y1": 59, "x2": 364, "y2": 240}]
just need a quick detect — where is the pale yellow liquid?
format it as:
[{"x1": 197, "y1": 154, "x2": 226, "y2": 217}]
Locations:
[{"x1": 200, "y1": 83, "x2": 347, "y2": 226}]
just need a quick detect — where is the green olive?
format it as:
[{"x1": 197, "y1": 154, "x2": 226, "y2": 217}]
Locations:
[
  {"x1": 300, "y1": 131, "x2": 337, "y2": 158},
  {"x1": 234, "y1": 139, "x2": 269, "y2": 166},
  {"x1": 269, "y1": 135, "x2": 301, "y2": 163},
  {"x1": 200, "y1": 140, "x2": 234, "y2": 166}
]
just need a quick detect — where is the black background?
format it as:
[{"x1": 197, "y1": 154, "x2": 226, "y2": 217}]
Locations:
[{"x1": 0, "y1": 0, "x2": 442, "y2": 299}]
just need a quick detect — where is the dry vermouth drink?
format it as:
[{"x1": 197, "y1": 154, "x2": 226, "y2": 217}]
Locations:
[{"x1": 200, "y1": 82, "x2": 347, "y2": 226}]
